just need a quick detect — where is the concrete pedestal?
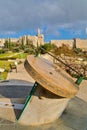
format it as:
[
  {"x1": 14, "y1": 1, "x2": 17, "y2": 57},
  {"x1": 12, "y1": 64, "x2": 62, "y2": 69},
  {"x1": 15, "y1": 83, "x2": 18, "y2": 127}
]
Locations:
[
  {"x1": 0, "y1": 98, "x2": 25, "y2": 122},
  {"x1": 18, "y1": 84, "x2": 70, "y2": 125}
]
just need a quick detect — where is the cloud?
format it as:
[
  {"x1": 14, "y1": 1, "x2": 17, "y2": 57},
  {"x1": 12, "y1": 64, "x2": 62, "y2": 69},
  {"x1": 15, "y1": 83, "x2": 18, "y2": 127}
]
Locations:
[
  {"x1": 70, "y1": 29, "x2": 82, "y2": 36},
  {"x1": 85, "y1": 28, "x2": 87, "y2": 34},
  {"x1": 0, "y1": 31, "x2": 16, "y2": 35},
  {"x1": 0, "y1": 0, "x2": 87, "y2": 36}
]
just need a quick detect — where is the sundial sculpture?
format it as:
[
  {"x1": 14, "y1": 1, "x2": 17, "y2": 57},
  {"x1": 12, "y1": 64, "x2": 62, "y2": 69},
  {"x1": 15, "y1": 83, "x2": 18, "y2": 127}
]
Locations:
[
  {"x1": 18, "y1": 49, "x2": 83, "y2": 125},
  {"x1": 0, "y1": 49, "x2": 83, "y2": 126}
]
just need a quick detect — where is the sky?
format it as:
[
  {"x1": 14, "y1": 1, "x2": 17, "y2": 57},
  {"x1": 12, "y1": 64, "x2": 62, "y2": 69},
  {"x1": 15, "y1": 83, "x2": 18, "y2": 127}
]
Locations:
[{"x1": 0, "y1": 0, "x2": 87, "y2": 42}]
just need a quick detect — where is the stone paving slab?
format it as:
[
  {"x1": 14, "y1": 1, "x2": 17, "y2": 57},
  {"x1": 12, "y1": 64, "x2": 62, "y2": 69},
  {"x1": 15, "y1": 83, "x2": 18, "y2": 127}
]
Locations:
[{"x1": 7, "y1": 62, "x2": 34, "y2": 83}]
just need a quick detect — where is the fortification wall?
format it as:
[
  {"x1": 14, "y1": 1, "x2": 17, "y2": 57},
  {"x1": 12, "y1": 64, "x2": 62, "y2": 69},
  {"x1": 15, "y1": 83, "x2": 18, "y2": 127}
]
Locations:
[
  {"x1": 28, "y1": 36, "x2": 38, "y2": 47},
  {"x1": 19, "y1": 35, "x2": 44, "y2": 47},
  {"x1": 37, "y1": 34, "x2": 44, "y2": 46},
  {"x1": 76, "y1": 39, "x2": 87, "y2": 50},
  {"x1": 51, "y1": 39, "x2": 87, "y2": 50},
  {"x1": 51, "y1": 40, "x2": 74, "y2": 48},
  {"x1": 0, "y1": 39, "x2": 5, "y2": 47}
]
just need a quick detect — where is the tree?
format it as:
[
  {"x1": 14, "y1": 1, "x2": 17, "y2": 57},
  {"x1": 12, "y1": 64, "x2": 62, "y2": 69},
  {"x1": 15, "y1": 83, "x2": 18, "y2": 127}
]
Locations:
[
  {"x1": 39, "y1": 43, "x2": 54, "y2": 54},
  {"x1": 4, "y1": 40, "x2": 9, "y2": 48},
  {"x1": 4, "y1": 38, "x2": 12, "y2": 50},
  {"x1": 53, "y1": 44, "x2": 76, "y2": 57},
  {"x1": 73, "y1": 38, "x2": 76, "y2": 49},
  {"x1": 21, "y1": 37, "x2": 24, "y2": 50},
  {"x1": 26, "y1": 36, "x2": 29, "y2": 45}
]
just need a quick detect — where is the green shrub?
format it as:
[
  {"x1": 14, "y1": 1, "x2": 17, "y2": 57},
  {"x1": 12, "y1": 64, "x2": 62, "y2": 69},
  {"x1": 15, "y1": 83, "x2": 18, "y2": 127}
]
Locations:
[
  {"x1": 0, "y1": 60, "x2": 14, "y2": 80},
  {"x1": 53, "y1": 44, "x2": 76, "y2": 57},
  {"x1": 39, "y1": 43, "x2": 54, "y2": 54},
  {"x1": 0, "y1": 49, "x2": 5, "y2": 54},
  {"x1": 74, "y1": 48, "x2": 82, "y2": 54}
]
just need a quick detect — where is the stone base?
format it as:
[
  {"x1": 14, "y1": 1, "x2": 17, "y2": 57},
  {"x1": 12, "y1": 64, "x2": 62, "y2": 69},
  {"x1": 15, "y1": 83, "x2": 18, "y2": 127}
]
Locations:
[
  {"x1": 0, "y1": 98, "x2": 25, "y2": 122},
  {"x1": 18, "y1": 84, "x2": 70, "y2": 125}
]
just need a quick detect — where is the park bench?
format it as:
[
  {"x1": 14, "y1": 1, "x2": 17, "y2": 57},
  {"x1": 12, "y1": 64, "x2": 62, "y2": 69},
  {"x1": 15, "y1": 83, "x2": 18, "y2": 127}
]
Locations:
[{"x1": 10, "y1": 64, "x2": 17, "y2": 72}]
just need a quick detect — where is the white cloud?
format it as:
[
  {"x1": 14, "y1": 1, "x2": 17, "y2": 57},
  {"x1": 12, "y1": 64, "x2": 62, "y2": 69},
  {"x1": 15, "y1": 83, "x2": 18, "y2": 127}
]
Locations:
[
  {"x1": 0, "y1": 31, "x2": 17, "y2": 35},
  {"x1": 0, "y1": 0, "x2": 87, "y2": 35},
  {"x1": 85, "y1": 28, "x2": 87, "y2": 34},
  {"x1": 70, "y1": 29, "x2": 82, "y2": 36}
]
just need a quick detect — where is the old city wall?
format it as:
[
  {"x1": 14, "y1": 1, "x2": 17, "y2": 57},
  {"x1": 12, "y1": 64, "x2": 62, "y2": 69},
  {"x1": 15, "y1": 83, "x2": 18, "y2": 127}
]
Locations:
[
  {"x1": 51, "y1": 39, "x2": 87, "y2": 50},
  {"x1": 51, "y1": 40, "x2": 74, "y2": 48},
  {"x1": 76, "y1": 39, "x2": 87, "y2": 50}
]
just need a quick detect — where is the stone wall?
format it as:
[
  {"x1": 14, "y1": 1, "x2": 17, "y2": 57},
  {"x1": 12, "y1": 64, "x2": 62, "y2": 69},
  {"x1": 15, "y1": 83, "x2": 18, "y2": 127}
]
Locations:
[
  {"x1": 0, "y1": 39, "x2": 5, "y2": 47},
  {"x1": 37, "y1": 34, "x2": 44, "y2": 46},
  {"x1": 0, "y1": 30, "x2": 44, "y2": 47},
  {"x1": 76, "y1": 39, "x2": 87, "y2": 50},
  {"x1": 27, "y1": 35, "x2": 38, "y2": 47},
  {"x1": 51, "y1": 39, "x2": 74, "y2": 48},
  {"x1": 0, "y1": 38, "x2": 19, "y2": 47},
  {"x1": 51, "y1": 38, "x2": 87, "y2": 50},
  {"x1": 19, "y1": 35, "x2": 44, "y2": 47}
]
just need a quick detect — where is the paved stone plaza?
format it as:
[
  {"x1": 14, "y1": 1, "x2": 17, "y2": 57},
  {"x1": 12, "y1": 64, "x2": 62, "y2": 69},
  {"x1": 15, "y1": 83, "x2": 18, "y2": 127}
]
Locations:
[{"x1": 0, "y1": 62, "x2": 87, "y2": 130}]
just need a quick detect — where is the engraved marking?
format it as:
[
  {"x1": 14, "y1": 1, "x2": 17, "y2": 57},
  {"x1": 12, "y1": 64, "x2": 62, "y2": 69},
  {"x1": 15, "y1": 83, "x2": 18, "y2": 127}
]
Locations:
[{"x1": 49, "y1": 72, "x2": 53, "y2": 75}]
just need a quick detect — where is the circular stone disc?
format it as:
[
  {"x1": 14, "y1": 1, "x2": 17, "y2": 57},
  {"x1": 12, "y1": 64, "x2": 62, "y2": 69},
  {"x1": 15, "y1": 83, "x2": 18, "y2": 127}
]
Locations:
[{"x1": 25, "y1": 55, "x2": 79, "y2": 98}]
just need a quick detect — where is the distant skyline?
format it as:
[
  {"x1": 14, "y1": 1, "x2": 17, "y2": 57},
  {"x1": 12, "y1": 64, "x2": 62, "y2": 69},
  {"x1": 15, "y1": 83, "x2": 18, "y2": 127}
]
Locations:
[{"x1": 0, "y1": 0, "x2": 87, "y2": 42}]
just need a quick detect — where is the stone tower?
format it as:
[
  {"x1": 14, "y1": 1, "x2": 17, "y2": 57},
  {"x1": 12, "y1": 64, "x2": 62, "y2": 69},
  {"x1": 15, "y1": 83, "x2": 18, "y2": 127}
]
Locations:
[{"x1": 37, "y1": 28, "x2": 44, "y2": 46}]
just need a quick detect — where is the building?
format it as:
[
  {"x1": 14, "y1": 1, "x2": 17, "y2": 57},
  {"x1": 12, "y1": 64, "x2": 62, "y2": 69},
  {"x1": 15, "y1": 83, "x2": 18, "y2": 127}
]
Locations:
[
  {"x1": 37, "y1": 28, "x2": 44, "y2": 46},
  {"x1": 18, "y1": 29, "x2": 44, "y2": 47},
  {"x1": 0, "y1": 29, "x2": 44, "y2": 48},
  {"x1": 0, "y1": 39, "x2": 5, "y2": 47}
]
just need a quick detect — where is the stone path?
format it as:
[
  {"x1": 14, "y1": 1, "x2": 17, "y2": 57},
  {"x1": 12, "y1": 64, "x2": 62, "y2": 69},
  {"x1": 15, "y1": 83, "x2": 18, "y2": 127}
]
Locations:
[{"x1": 7, "y1": 61, "x2": 34, "y2": 83}]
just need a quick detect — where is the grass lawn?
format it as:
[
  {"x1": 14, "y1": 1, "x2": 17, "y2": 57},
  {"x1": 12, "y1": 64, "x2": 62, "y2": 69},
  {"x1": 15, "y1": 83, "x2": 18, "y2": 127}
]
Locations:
[
  {"x1": 11, "y1": 52, "x2": 28, "y2": 59},
  {"x1": 0, "y1": 60, "x2": 14, "y2": 80},
  {"x1": 0, "y1": 52, "x2": 28, "y2": 60},
  {"x1": 0, "y1": 52, "x2": 28, "y2": 80},
  {"x1": 0, "y1": 52, "x2": 15, "y2": 58}
]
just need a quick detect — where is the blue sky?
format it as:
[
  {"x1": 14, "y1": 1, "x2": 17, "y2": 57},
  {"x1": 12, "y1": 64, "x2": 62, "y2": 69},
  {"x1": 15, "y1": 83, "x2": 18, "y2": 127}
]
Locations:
[{"x1": 0, "y1": 0, "x2": 87, "y2": 42}]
